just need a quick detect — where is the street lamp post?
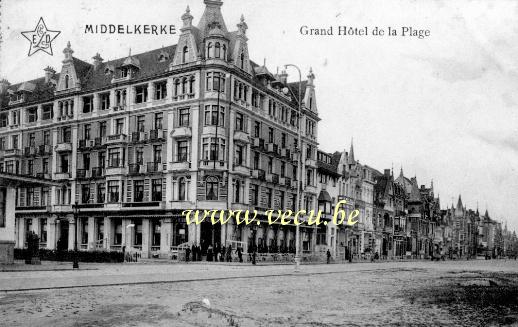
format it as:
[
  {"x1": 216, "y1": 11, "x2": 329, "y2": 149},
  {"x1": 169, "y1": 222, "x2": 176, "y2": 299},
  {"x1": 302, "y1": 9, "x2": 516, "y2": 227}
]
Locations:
[
  {"x1": 284, "y1": 64, "x2": 303, "y2": 272},
  {"x1": 72, "y1": 201, "x2": 79, "y2": 269}
]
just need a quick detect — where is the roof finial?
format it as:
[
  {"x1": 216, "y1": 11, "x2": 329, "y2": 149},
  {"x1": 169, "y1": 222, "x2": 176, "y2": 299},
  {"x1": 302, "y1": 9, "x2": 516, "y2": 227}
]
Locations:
[
  {"x1": 129, "y1": 48, "x2": 132, "y2": 57},
  {"x1": 240, "y1": 14, "x2": 245, "y2": 23},
  {"x1": 186, "y1": 5, "x2": 190, "y2": 13}
]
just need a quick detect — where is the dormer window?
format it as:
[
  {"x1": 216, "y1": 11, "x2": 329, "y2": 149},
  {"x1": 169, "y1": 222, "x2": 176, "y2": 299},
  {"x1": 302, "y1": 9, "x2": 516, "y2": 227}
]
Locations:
[
  {"x1": 121, "y1": 68, "x2": 128, "y2": 78},
  {"x1": 104, "y1": 67, "x2": 112, "y2": 75},
  {"x1": 182, "y1": 46, "x2": 188, "y2": 63},
  {"x1": 65, "y1": 75, "x2": 70, "y2": 89},
  {"x1": 222, "y1": 45, "x2": 227, "y2": 60}
]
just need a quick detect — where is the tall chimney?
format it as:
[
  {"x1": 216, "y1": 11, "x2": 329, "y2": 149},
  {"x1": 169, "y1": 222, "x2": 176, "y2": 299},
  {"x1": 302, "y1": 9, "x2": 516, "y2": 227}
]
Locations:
[
  {"x1": 279, "y1": 69, "x2": 288, "y2": 85},
  {"x1": 92, "y1": 53, "x2": 104, "y2": 70},
  {"x1": 43, "y1": 66, "x2": 56, "y2": 83}
]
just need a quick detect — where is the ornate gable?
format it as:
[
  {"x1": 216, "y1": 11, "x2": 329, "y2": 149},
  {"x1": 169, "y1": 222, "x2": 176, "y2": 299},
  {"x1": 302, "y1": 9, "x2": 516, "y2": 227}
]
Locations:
[
  {"x1": 56, "y1": 42, "x2": 80, "y2": 93},
  {"x1": 172, "y1": 6, "x2": 199, "y2": 66}
]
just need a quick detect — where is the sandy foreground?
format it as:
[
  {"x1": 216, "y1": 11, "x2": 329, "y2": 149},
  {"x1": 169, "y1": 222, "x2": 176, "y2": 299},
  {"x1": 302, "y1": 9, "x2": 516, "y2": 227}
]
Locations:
[{"x1": 0, "y1": 260, "x2": 517, "y2": 327}]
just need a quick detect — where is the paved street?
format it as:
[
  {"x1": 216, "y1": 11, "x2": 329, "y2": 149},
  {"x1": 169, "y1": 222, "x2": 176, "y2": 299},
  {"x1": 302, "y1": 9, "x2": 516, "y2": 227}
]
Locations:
[{"x1": 1, "y1": 260, "x2": 518, "y2": 326}]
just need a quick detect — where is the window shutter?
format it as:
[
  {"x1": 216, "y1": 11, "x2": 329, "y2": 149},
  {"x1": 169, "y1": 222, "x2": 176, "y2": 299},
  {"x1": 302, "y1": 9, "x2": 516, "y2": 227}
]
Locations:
[
  {"x1": 127, "y1": 181, "x2": 132, "y2": 203},
  {"x1": 75, "y1": 184, "x2": 80, "y2": 204},
  {"x1": 20, "y1": 188, "x2": 26, "y2": 207},
  {"x1": 144, "y1": 178, "x2": 150, "y2": 202},
  {"x1": 34, "y1": 188, "x2": 40, "y2": 206},
  {"x1": 90, "y1": 183, "x2": 95, "y2": 202},
  {"x1": 162, "y1": 178, "x2": 166, "y2": 201}
]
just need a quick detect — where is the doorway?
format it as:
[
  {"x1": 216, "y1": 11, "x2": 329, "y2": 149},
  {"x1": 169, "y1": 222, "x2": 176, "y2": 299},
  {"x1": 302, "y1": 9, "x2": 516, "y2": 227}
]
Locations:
[
  {"x1": 200, "y1": 221, "x2": 220, "y2": 257},
  {"x1": 57, "y1": 220, "x2": 69, "y2": 250}
]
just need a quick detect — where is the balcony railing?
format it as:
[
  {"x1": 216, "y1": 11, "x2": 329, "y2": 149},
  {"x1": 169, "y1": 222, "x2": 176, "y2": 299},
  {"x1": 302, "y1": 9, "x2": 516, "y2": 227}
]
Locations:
[
  {"x1": 94, "y1": 137, "x2": 105, "y2": 147},
  {"x1": 91, "y1": 167, "x2": 105, "y2": 178},
  {"x1": 24, "y1": 146, "x2": 37, "y2": 156},
  {"x1": 149, "y1": 129, "x2": 165, "y2": 141},
  {"x1": 129, "y1": 164, "x2": 141, "y2": 175},
  {"x1": 38, "y1": 144, "x2": 52, "y2": 156},
  {"x1": 55, "y1": 142, "x2": 72, "y2": 152},
  {"x1": 131, "y1": 132, "x2": 144, "y2": 143},
  {"x1": 146, "y1": 162, "x2": 163, "y2": 173},
  {"x1": 76, "y1": 169, "x2": 87, "y2": 179},
  {"x1": 106, "y1": 134, "x2": 127, "y2": 144},
  {"x1": 35, "y1": 172, "x2": 50, "y2": 179},
  {"x1": 252, "y1": 169, "x2": 266, "y2": 181},
  {"x1": 4, "y1": 148, "x2": 21, "y2": 157}
]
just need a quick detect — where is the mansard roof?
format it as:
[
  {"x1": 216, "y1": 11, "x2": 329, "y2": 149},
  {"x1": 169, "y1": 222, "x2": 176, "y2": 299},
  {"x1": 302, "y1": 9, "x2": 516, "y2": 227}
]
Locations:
[
  {"x1": 1, "y1": 77, "x2": 56, "y2": 109},
  {"x1": 82, "y1": 45, "x2": 176, "y2": 92}
]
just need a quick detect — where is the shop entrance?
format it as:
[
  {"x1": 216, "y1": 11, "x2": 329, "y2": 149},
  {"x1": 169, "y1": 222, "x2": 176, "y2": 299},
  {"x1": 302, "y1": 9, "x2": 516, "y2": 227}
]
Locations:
[{"x1": 200, "y1": 221, "x2": 221, "y2": 256}]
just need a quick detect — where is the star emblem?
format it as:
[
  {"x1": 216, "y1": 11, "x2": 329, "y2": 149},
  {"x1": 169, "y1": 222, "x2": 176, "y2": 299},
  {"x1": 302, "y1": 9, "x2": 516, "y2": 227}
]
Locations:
[{"x1": 21, "y1": 17, "x2": 61, "y2": 56}]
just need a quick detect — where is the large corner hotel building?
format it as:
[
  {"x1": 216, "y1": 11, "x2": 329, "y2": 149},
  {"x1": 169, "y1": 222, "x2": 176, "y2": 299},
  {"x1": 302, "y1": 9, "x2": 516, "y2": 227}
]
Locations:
[{"x1": 0, "y1": 0, "x2": 340, "y2": 259}]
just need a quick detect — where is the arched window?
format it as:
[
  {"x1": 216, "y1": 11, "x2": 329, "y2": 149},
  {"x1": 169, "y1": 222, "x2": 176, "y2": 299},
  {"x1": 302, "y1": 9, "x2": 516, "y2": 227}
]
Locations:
[
  {"x1": 206, "y1": 176, "x2": 219, "y2": 200},
  {"x1": 234, "y1": 180, "x2": 241, "y2": 203},
  {"x1": 215, "y1": 42, "x2": 221, "y2": 58},
  {"x1": 239, "y1": 52, "x2": 245, "y2": 69},
  {"x1": 182, "y1": 46, "x2": 188, "y2": 63},
  {"x1": 222, "y1": 45, "x2": 226, "y2": 60},
  {"x1": 207, "y1": 42, "x2": 212, "y2": 59},
  {"x1": 65, "y1": 75, "x2": 69, "y2": 89},
  {"x1": 178, "y1": 177, "x2": 186, "y2": 201}
]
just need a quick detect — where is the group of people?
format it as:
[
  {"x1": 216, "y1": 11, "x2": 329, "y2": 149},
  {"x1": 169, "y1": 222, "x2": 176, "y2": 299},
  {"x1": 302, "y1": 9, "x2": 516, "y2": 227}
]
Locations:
[{"x1": 184, "y1": 243, "x2": 245, "y2": 263}]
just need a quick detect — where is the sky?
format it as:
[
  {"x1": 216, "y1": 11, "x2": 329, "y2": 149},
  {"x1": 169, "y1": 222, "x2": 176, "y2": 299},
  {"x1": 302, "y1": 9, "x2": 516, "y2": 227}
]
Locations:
[{"x1": 1, "y1": 0, "x2": 518, "y2": 230}]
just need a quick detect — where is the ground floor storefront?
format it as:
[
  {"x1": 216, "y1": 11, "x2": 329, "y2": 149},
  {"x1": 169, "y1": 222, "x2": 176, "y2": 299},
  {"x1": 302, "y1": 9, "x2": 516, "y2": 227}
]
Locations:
[{"x1": 14, "y1": 212, "x2": 338, "y2": 260}]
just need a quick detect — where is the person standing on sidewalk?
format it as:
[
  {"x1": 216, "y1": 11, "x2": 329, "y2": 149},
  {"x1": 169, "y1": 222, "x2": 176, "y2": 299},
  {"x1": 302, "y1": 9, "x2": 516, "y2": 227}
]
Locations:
[
  {"x1": 237, "y1": 246, "x2": 243, "y2": 263},
  {"x1": 326, "y1": 249, "x2": 331, "y2": 264}
]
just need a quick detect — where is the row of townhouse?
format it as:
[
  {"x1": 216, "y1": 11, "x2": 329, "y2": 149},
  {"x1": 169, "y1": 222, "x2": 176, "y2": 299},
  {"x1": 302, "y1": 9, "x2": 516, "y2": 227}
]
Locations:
[
  {"x1": 315, "y1": 144, "x2": 518, "y2": 259},
  {"x1": 1, "y1": 0, "x2": 516, "y2": 261}
]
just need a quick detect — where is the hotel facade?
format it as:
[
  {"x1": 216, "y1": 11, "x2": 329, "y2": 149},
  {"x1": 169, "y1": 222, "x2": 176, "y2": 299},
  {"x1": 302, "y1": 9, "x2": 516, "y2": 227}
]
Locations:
[{"x1": 0, "y1": 0, "x2": 332, "y2": 259}]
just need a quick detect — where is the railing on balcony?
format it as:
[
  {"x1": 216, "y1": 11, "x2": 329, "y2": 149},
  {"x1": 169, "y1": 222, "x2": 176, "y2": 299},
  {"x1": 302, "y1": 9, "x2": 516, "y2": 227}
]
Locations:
[
  {"x1": 38, "y1": 144, "x2": 51, "y2": 156},
  {"x1": 175, "y1": 153, "x2": 189, "y2": 163},
  {"x1": 199, "y1": 160, "x2": 226, "y2": 168},
  {"x1": 106, "y1": 134, "x2": 127, "y2": 144},
  {"x1": 78, "y1": 139, "x2": 87, "y2": 149},
  {"x1": 131, "y1": 132, "x2": 142, "y2": 143},
  {"x1": 94, "y1": 137, "x2": 105, "y2": 147},
  {"x1": 76, "y1": 169, "x2": 87, "y2": 179},
  {"x1": 4, "y1": 148, "x2": 21, "y2": 157},
  {"x1": 35, "y1": 172, "x2": 50, "y2": 179},
  {"x1": 91, "y1": 167, "x2": 105, "y2": 178},
  {"x1": 254, "y1": 169, "x2": 266, "y2": 181},
  {"x1": 24, "y1": 146, "x2": 37, "y2": 157},
  {"x1": 149, "y1": 129, "x2": 165, "y2": 141},
  {"x1": 129, "y1": 163, "x2": 141, "y2": 175},
  {"x1": 146, "y1": 162, "x2": 162, "y2": 173}
]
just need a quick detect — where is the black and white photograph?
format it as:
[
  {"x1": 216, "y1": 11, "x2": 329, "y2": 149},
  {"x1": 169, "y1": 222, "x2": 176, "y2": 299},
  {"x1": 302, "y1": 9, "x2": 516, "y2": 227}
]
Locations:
[{"x1": 0, "y1": 0, "x2": 518, "y2": 326}]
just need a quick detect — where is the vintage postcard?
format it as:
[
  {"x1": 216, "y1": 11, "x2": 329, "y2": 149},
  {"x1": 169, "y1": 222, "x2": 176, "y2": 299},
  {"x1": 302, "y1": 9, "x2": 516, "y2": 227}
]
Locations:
[{"x1": 0, "y1": 0, "x2": 517, "y2": 326}]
